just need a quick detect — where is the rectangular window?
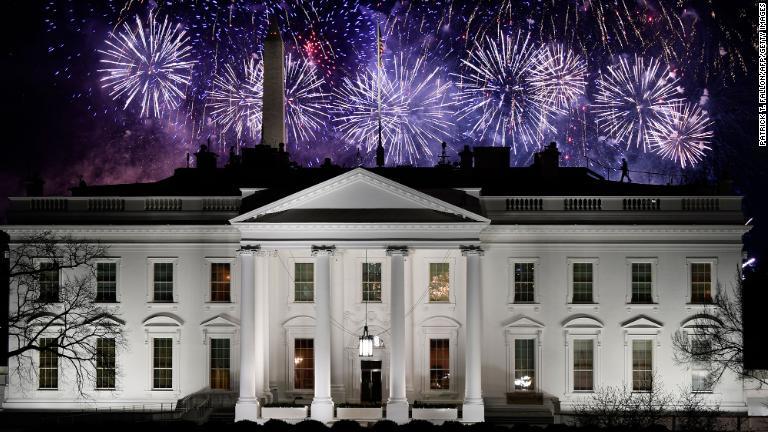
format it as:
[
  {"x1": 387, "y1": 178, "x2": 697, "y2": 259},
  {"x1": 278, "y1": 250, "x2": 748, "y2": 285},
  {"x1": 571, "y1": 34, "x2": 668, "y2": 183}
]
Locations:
[
  {"x1": 96, "y1": 262, "x2": 117, "y2": 303},
  {"x1": 572, "y1": 262, "x2": 593, "y2": 303},
  {"x1": 632, "y1": 339, "x2": 653, "y2": 391},
  {"x1": 690, "y1": 263, "x2": 712, "y2": 303},
  {"x1": 513, "y1": 263, "x2": 535, "y2": 303},
  {"x1": 428, "y1": 263, "x2": 450, "y2": 302},
  {"x1": 573, "y1": 339, "x2": 594, "y2": 391},
  {"x1": 38, "y1": 262, "x2": 59, "y2": 303},
  {"x1": 153, "y1": 338, "x2": 173, "y2": 389},
  {"x1": 153, "y1": 263, "x2": 174, "y2": 302},
  {"x1": 210, "y1": 338, "x2": 230, "y2": 390},
  {"x1": 294, "y1": 338, "x2": 314, "y2": 390},
  {"x1": 691, "y1": 339, "x2": 713, "y2": 392},
  {"x1": 96, "y1": 338, "x2": 116, "y2": 389},
  {"x1": 631, "y1": 263, "x2": 653, "y2": 304},
  {"x1": 514, "y1": 339, "x2": 536, "y2": 391},
  {"x1": 362, "y1": 262, "x2": 382, "y2": 302},
  {"x1": 210, "y1": 263, "x2": 231, "y2": 302},
  {"x1": 39, "y1": 337, "x2": 58, "y2": 389},
  {"x1": 429, "y1": 339, "x2": 450, "y2": 390},
  {"x1": 294, "y1": 263, "x2": 314, "y2": 302}
]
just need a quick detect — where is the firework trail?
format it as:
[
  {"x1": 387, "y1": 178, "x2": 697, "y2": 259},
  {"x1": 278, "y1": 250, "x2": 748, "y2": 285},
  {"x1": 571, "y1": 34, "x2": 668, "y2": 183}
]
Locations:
[
  {"x1": 593, "y1": 55, "x2": 682, "y2": 152},
  {"x1": 333, "y1": 54, "x2": 454, "y2": 166},
  {"x1": 207, "y1": 57, "x2": 263, "y2": 140},
  {"x1": 98, "y1": 13, "x2": 195, "y2": 118},
  {"x1": 529, "y1": 44, "x2": 587, "y2": 114},
  {"x1": 454, "y1": 31, "x2": 556, "y2": 153},
  {"x1": 649, "y1": 102, "x2": 713, "y2": 168}
]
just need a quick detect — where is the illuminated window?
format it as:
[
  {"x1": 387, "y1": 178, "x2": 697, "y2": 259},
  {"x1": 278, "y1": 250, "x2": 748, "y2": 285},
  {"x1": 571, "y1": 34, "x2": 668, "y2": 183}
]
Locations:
[
  {"x1": 514, "y1": 339, "x2": 535, "y2": 391},
  {"x1": 96, "y1": 338, "x2": 116, "y2": 390},
  {"x1": 362, "y1": 262, "x2": 382, "y2": 302},
  {"x1": 294, "y1": 338, "x2": 314, "y2": 390},
  {"x1": 38, "y1": 338, "x2": 58, "y2": 389},
  {"x1": 632, "y1": 339, "x2": 653, "y2": 391},
  {"x1": 631, "y1": 263, "x2": 653, "y2": 303},
  {"x1": 690, "y1": 263, "x2": 712, "y2": 303},
  {"x1": 210, "y1": 263, "x2": 231, "y2": 302},
  {"x1": 573, "y1": 339, "x2": 594, "y2": 391},
  {"x1": 153, "y1": 338, "x2": 173, "y2": 389},
  {"x1": 294, "y1": 263, "x2": 314, "y2": 302},
  {"x1": 38, "y1": 262, "x2": 59, "y2": 303},
  {"x1": 428, "y1": 263, "x2": 450, "y2": 302},
  {"x1": 429, "y1": 339, "x2": 450, "y2": 390},
  {"x1": 572, "y1": 262, "x2": 593, "y2": 303},
  {"x1": 691, "y1": 339, "x2": 713, "y2": 392},
  {"x1": 513, "y1": 263, "x2": 535, "y2": 303},
  {"x1": 153, "y1": 263, "x2": 174, "y2": 302},
  {"x1": 210, "y1": 338, "x2": 230, "y2": 390},
  {"x1": 96, "y1": 262, "x2": 117, "y2": 303}
]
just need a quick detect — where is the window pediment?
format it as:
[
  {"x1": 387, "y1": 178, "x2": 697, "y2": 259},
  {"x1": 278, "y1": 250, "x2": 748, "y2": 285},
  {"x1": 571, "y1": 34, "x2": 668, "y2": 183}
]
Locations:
[
  {"x1": 680, "y1": 314, "x2": 722, "y2": 329},
  {"x1": 504, "y1": 316, "x2": 545, "y2": 329},
  {"x1": 562, "y1": 315, "x2": 603, "y2": 328},
  {"x1": 621, "y1": 315, "x2": 663, "y2": 329},
  {"x1": 142, "y1": 313, "x2": 184, "y2": 327},
  {"x1": 200, "y1": 314, "x2": 239, "y2": 328}
]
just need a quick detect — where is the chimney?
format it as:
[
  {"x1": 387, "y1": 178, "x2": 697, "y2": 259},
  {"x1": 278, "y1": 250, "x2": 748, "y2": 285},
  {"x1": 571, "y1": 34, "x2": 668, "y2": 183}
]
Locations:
[
  {"x1": 458, "y1": 145, "x2": 473, "y2": 169},
  {"x1": 261, "y1": 15, "x2": 286, "y2": 148},
  {"x1": 533, "y1": 142, "x2": 561, "y2": 178},
  {"x1": 194, "y1": 143, "x2": 218, "y2": 170}
]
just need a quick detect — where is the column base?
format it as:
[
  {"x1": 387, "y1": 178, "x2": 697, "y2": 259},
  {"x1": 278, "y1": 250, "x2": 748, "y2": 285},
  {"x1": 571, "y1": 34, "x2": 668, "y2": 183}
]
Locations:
[
  {"x1": 310, "y1": 397, "x2": 334, "y2": 423},
  {"x1": 235, "y1": 398, "x2": 260, "y2": 422},
  {"x1": 386, "y1": 400, "x2": 410, "y2": 423},
  {"x1": 462, "y1": 401, "x2": 485, "y2": 423}
]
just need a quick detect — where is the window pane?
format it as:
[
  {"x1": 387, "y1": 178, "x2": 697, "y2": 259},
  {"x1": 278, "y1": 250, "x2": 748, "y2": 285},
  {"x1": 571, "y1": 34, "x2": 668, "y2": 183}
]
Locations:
[
  {"x1": 153, "y1": 263, "x2": 174, "y2": 302},
  {"x1": 210, "y1": 338, "x2": 230, "y2": 390},
  {"x1": 96, "y1": 262, "x2": 117, "y2": 303},
  {"x1": 572, "y1": 263, "x2": 593, "y2": 303},
  {"x1": 573, "y1": 339, "x2": 594, "y2": 391},
  {"x1": 39, "y1": 262, "x2": 60, "y2": 303},
  {"x1": 294, "y1": 339, "x2": 314, "y2": 390},
  {"x1": 428, "y1": 263, "x2": 450, "y2": 302},
  {"x1": 294, "y1": 263, "x2": 314, "y2": 302},
  {"x1": 514, "y1": 339, "x2": 535, "y2": 391},
  {"x1": 210, "y1": 263, "x2": 231, "y2": 302},
  {"x1": 632, "y1": 339, "x2": 653, "y2": 391},
  {"x1": 631, "y1": 263, "x2": 653, "y2": 303},
  {"x1": 429, "y1": 339, "x2": 450, "y2": 390},
  {"x1": 514, "y1": 263, "x2": 535, "y2": 303},
  {"x1": 362, "y1": 262, "x2": 382, "y2": 302},
  {"x1": 690, "y1": 263, "x2": 712, "y2": 303},
  {"x1": 153, "y1": 338, "x2": 173, "y2": 389},
  {"x1": 96, "y1": 338, "x2": 116, "y2": 389},
  {"x1": 691, "y1": 339, "x2": 713, "y2": 392},
  {"x1": 39, "y1": 338, "x2": 58, "y2": 389}
]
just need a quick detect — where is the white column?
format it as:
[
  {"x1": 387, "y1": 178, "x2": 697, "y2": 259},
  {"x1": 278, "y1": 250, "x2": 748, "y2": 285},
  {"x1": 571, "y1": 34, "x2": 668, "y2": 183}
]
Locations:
[
  {"x1": 235, "y1": 246, "x2": 259, "y2": 422},
  {"x1": 386, "y1": 246, "x2": 409, "y2": 423},
  {"x1": 311, "y1": 245, "x2": 335, "y2": 423},
  {"x1": 254, "y1": 251, "x2": 267, "y2": 400},
  {"x1": 461, "y1": 246, "x2": 484, "y2": 422}
]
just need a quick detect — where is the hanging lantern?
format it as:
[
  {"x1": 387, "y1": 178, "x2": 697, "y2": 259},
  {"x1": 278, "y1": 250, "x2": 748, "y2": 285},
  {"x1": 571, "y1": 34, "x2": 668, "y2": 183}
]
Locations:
[{"x1": 358, "y1": 325, "x2": 374, "y2": 357}]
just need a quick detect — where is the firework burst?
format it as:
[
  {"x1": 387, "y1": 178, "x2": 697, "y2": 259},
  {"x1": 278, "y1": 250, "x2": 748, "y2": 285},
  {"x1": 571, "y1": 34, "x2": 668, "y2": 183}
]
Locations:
[
  {"x1": 593, "y1": 55, "x2": 682, "y2": 152},
  {"x1": 649, "y1": 102, "x2": 713, "y2": 168},
  {"x1": 333, "y1": 55, "x2": 454, "y2": 165},
  {"x1": 454, "y1": 31, "x2": 556, "y2": 153},
  {"x1": 207, "y1": 57, "x2": 263, "y2": 140},
  {"x1": 529, "y1": 44, "x2": 587, "y2": 113},
  {"x1": 284, "y1": 53, "x2": 330, "y2": 142},
  {"x1": 98, "y1": 13, "x2": 195, "y2": 118}
]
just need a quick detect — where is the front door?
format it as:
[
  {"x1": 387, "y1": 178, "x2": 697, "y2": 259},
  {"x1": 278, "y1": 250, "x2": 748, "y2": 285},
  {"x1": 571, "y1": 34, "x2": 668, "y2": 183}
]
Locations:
[{"x1": 360, "y1": 360, "x2": 382, "y2": 404}]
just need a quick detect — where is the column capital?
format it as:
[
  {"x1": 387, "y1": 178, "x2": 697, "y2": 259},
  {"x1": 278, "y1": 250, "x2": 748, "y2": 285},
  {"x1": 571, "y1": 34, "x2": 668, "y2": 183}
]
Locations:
[
  {"x1": 386, "y1": 246, "x2": 409, "y2": 257},
  {"x1": 238, "y1": 245, "x2": 261, "y2": 256},
  {"x1": 460, "y1": 245, "x2": 484, "y2": 256},
  {"x1": 311, "y1": 245, "x2": 336, "y2": 257}
]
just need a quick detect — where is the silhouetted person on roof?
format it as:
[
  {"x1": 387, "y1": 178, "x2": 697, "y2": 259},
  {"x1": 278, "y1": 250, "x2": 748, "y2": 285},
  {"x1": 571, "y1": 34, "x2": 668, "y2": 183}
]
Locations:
[{"x1": 620, "y1": 158, "x2": 632, "y2": 183}]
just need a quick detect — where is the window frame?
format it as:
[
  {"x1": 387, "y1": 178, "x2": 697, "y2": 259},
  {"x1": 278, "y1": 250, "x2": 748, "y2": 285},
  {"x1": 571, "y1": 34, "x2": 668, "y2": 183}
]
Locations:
[
  {"x1": 95, "y1": 337, "x2": 117, "y2": 390},
  {"x1": 94, "y1": 258, "x2": 121, "y2": 304},
  {"x1": 563, "y1": 318, "x2": 603, "y2": 395},
  {"x1": 38, "y1": 337, "x2": 59, "y2": 390},
  {"x1": 151, "y1": 337, "x2": 174, "y2": 391},
  {"x1": 630, "y1": 339, "x2": 654, "y2": 392},
  {"x1": 421, "y1": 322, "x2": 459, "y2": 395},
  {"x1": 208, "y1": 337, "x2": 232, "y2": 390},
  {"x1": 284, "y1": 318, "x2": 315, "y2": 395},
  {"x1": 504, "y1": 320, "x2": 543, "y2": 393},
  {"x1": 361, "y1": 261, "x2": 384, "y2": 303},
  {"x1": 625, "y1": 258, "x2": 659, "y2": 307},
  {"x1": 293, "y1": 338, "x2": 315, "y2": 391},
  {"x1": 204, "y1": 257, "x2": 236, "y2": 305},
  {"x1": 143, "y1": 318, "x2": 181, "y2": 393},
  {"x1": 566, "y1": 258, "x2": 599, "y2": 308},
  {"x1": 146, "y1": 257, "x2": 179, "y2": 306},
  {"x1": 508, "y1": 258, "x2": 540, "y2": 308},
  {"x1": 33, "y1": 258, "x2": 61, "y2": 304},
  {"x1": 201, "y1": 317, "x2": 240, "y2": 391},
  {"x1": 291, "y1": 259, "x2": 315, "y2": 303},
  {"x1": 426, "y1": 260, "x2": 453, "y2": 304},
  {"x1": 686, "y1": 258, "x2": 718, "y2": 305}
]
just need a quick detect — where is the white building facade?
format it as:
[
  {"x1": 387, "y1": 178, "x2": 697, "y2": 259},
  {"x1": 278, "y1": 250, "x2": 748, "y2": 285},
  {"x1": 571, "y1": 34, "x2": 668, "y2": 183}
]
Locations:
[{"x1": 2, "y1": 164, "x2": 761, "y2": 422}]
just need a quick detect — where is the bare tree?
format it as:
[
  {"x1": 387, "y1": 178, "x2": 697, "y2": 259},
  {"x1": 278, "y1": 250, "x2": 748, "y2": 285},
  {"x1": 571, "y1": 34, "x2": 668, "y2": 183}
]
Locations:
[
  {"x1": 671, "y1": 275, "x2": 767, "y2": 388},
  {"x1": 7, "y1": 231, "x2": 125, "y2": 396}
]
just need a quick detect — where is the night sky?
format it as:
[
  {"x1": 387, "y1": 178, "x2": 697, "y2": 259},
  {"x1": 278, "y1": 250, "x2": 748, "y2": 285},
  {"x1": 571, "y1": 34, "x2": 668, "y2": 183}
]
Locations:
[{"x1": 1, "y1": 0, "x2": 766, "y2": 267}]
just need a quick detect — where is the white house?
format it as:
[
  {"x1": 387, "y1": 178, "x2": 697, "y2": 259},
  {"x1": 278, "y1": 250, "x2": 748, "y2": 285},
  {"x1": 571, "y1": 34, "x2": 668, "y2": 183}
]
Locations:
[{"x1": 2, "y1": 144, "x2": 763, "y2": 423}]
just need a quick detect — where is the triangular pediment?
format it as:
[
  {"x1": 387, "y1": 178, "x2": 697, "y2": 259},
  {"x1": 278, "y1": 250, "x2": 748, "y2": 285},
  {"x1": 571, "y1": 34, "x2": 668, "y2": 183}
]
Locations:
[
  {"x1": 621, "y1": 315, "x2": 663, "y2": 329},
  {"x1": 231, "y1": 168, "x2": 489, "y2": 224},
  {"x1": 504, "y1": 316, "x2": 545, "y2": 328},
  {"x1": 201, "y1": 314, "x2": 239, "y2": 328}
]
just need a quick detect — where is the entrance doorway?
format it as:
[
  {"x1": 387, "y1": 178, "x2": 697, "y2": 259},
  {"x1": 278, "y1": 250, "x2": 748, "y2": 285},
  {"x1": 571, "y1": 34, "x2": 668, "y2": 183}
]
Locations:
[{"x1": 360, "y1": 360, "x2": 382, "y2": 404}]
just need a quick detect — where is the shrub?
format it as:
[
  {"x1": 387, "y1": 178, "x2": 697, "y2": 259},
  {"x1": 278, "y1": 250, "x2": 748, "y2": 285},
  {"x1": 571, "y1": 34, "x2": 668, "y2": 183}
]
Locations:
[
  {"x1": 263, "y1": 419, "x2": 292, "y2": 432},
  {"x1": 370, "y1": 419, "x2": 399, "y2": 432}
]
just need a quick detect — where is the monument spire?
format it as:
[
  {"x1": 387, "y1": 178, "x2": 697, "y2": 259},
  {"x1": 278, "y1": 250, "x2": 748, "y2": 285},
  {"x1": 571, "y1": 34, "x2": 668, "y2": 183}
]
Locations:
[{"x1": 261, "y1": 15, "x2": 286, "y2": 148}]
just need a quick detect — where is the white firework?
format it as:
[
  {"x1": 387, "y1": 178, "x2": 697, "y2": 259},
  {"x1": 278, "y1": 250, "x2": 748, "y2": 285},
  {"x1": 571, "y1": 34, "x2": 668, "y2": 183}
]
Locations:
[
  {"x1": 529, "y1": 44, "x2": 588, "y2": 113},
  {"x1": 284, "y1": 53, "x2": 330, "y2": 142},
  {"x1": 207, "y1": 57, "x2": 263, "y2": 139},
  {"x1": 99, "y1": 13, "x2": 195, "y2": 118},
  {"x1": 649, "y1": 102, "x2": 713, "y2": 168}
]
